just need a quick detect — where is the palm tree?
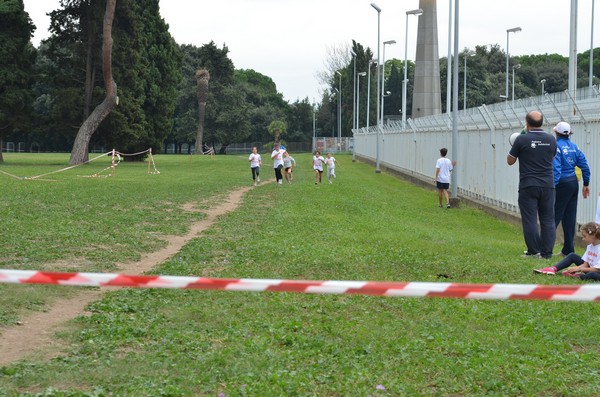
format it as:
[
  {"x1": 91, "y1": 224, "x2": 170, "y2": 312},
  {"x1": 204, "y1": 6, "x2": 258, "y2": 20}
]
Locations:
[{"x1": 194, "y1": 69, "x2": 210, "y2": 154}]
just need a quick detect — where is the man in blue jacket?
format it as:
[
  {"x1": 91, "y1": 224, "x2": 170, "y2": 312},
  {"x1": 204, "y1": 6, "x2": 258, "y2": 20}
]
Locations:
[{"x1": 553, "y1": 121, "x2": 591, "y2": 256}]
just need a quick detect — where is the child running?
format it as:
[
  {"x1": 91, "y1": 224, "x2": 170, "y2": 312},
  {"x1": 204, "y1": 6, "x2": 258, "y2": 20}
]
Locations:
[
  {"x1": 283, "y1": 151, "x2": 296, "y2": 184},
  {"x1": 313, "y1": 151, "x2": 325, "y2": 184},
  {"x1": 248, "y1": 146, "x2": 262, "y2": 186},
  {"x1": 325, "y1": 152, "x2": 337, "y2": 184},
  {"x1": 271, "y1": 142, "x2": 285, "y2": 185},
  {"x1": 534, "y1": 222, "x2": 600, "y2": 280}
]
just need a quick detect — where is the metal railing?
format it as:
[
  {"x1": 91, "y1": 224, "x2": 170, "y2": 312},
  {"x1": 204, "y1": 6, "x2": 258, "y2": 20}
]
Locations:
[{"x1": 353, "y1": 85, "x2": 600, "y2": 225}]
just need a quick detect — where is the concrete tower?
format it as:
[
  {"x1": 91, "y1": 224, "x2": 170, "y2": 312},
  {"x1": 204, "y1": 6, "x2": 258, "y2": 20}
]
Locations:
[{"x1": 411, "y1": 0, "x2": 442, "y2": 119}]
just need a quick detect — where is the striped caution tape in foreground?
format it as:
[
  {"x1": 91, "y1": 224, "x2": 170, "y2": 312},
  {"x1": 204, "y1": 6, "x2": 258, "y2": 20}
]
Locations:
[{"x1": 1, "y1": 269, "x2": 599, "y2": 302}]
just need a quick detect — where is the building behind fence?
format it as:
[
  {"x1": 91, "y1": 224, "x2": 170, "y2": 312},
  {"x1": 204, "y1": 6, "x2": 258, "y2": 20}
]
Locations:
[{"x1": 353, "y1": 85, "x2": 600, "y2": 227}]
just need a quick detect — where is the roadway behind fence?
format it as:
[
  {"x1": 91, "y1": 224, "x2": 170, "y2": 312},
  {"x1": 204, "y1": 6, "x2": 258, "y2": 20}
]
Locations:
[{"x1": 353, "y1": 85, "x2": 600, "y2": 227}]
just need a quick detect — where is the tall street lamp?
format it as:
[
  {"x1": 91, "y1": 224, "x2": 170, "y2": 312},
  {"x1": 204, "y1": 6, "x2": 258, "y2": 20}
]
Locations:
[
  {"x1": 402, "y1": 8, "x2": 423, "y2": 129},
  {"x1": 591, "y1": 0, "x2": 596, "y2": 88},
  {"x1": 505, "y1": 27, "x2": 522, "y2": 98},
  {"x1": 463, "y1": 50, "x2": 475, "y2": 110},
  {"x1": 351, "y1": 50, "x2": 357, "y2": 129},
  {"x1": 336, "y1": 71, "x2": 342, "y2": 146},
  {"x1": 366, "y1": 59, "x2": 376, "y2": 127},
  {"x1": 312, "y1": 100, "x2": 317, "y2": 152},
  {"x1": 354, "y1": 72, "x2": 367, "y2": 162},
  {"x1": 371, "y1": 3, "x2": 382, "y2": 126},
  {"x1": 381, "y1": 40, "x2": 396, "y2": 125},
  {"x1": 451, "y1": 0, "x2": 460, "y2": 200},
  {"x1": 512, "y1": 63, "x2": 521, "y2": 106},
  {"x1": 446, "y1": 0, "x2": 453, "y2": 114},
  {"x1": 371, "y1": 3, "x2": 382, "y2": 173},
  {"x1": 540, "y1": 78, "x2": 546, "y2": 96},
  {"x1": 357, "y1": 72, "x2": 366, "y2": 128}
]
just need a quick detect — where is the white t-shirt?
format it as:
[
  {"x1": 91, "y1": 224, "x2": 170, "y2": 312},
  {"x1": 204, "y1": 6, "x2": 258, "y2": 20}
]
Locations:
[
  {"x1": 272, "y1": 149, "x2": 285, "y2": 168},
  {"x1": 583, "y1": 242, "x2": 600, "y2": 269},
  {"x1": 249, "y1": 153, "x2": 261, "y2": 168},
  {"x1": 313, "y1": 155, "x2": 325, "y2": 171},
  {"x1": 436, "y1": 157, "x2": 453, "y2": 183},
  {"x1": 325, "y1": 156, "x2": 336, "y2": 169}
]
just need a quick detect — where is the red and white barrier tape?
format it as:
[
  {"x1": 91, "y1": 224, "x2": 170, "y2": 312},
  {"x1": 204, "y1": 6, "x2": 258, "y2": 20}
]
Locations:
[{"x1": 1, "y1": 270, "x2": 599, "y2": 301}]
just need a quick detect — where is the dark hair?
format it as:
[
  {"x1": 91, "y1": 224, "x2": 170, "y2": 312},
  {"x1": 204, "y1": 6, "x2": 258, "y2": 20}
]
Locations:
[
  {"x1": 525, "y1": 111, "x2": 543, "y2": 128},
  {"x1": 440, "y1": 148, "x2": 448, "y2": 157}
]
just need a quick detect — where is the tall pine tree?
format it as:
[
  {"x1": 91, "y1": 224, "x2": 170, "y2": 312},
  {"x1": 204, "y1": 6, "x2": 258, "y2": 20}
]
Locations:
[{"x1": 0, "y1": 0, "x2": 36, "y2": 162}]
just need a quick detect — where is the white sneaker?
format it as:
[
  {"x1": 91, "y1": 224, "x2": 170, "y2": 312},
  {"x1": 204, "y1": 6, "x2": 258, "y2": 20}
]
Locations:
[
  {"x1": 257, "y1": 176, "x2": 260, "y2": 183},
  {"x1": 278, "y1": 180, "x2": 282, "y2": 185}
]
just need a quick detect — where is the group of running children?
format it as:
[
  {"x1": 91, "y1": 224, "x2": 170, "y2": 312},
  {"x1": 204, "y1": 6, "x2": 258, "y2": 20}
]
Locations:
[
  {"x1": 249, "y1": 144, "x2": 600, "y2": 281},
  {"x1": 248, "y1": 144, "x2": 337, "y2": 187}
]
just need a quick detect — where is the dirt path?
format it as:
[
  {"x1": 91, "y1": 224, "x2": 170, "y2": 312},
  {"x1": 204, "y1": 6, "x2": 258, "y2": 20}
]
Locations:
[{"x1": 0, "y1": 186, "x2": 251, "y2": 366}]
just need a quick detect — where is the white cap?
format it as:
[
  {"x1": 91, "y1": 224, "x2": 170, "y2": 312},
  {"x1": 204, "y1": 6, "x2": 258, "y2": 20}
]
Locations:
[{"x1": 553, "y1": 121, "x2": 572, "y2": 135}]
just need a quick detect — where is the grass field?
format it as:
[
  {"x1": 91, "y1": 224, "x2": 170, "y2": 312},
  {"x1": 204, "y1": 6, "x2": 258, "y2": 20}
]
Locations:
[{"x1": 0, "y1": 152, "x2": 599, "y2": 396}]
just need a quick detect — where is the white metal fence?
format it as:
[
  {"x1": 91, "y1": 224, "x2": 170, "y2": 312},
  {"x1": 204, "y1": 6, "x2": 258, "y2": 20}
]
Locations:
[
  {"x1": 311, "y1": 137, "x2": 352, "y2": 154},
  {"x1": 353, "y1": 85, "x2": 600, "y2": 226}
]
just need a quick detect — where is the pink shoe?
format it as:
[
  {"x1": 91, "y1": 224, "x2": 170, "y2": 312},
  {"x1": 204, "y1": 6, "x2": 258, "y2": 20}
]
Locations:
[
  {"x1": 562, "y1": 272, "x2": 582, "y2": 278},
  {"x1": 533, "y1": 266, "x2": 558, "y2": 275}
]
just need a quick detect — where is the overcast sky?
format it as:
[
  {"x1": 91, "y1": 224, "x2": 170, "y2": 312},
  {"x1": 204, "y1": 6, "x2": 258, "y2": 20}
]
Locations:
[{"x1": 24, "y1": 0, "x2": 598, "y2": 103}]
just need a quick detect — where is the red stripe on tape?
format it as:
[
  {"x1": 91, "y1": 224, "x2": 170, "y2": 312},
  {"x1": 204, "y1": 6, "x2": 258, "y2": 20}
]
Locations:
[{"x1": 1, "y1": 270, "x2": 599, "y2": 302}]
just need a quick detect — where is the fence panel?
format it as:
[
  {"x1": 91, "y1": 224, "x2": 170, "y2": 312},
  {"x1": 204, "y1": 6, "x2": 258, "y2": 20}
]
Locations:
[{"x1": 353, "y1": 86, "x2": 600, "y2": 227}]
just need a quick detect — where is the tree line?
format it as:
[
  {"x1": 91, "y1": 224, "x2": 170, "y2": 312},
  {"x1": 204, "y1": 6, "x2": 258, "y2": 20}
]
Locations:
[
  {"x1": 327, "y1": 41, "x2": 599, "y2": 137},
  {"x1": 1, "y1": 0, "x2": 599, "y2": 162}
]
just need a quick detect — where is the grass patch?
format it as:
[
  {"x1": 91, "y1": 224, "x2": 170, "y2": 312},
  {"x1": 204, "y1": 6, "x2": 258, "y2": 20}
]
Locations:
[{"x1": 1, "y1": 153, "x2": 599, "y2": 395}]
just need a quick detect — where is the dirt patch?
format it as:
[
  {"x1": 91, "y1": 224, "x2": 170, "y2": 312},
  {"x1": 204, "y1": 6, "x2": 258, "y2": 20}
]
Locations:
[{"x1": 0, "y1": 186, "x2": 251, "y2": 366}]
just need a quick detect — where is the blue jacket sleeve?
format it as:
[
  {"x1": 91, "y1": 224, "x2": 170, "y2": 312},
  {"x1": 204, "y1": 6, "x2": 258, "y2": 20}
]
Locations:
[
  {"x1": 553, "y1": 148, "x2": 562, "y2": 186},
  {"x1": 576, "y1": 147, "x2": 591, "y2": 186}
]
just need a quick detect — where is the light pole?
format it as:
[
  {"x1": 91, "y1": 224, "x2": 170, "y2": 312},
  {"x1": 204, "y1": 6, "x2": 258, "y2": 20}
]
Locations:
[
  {"x1": 402, "y1": 8, "x2": 423, "y2": 129},
  {"x1": 568, "y1": 0, "x2": 577, "y2": 99},
  {"x1": 336, "y1": 71, "x2": 342, "y2": 147},
  {"x1": 371, "y1": 3, "x2": 382, "y2": 127},
  {"x1": 505, "y1": 27, "x2": 522, "y2": 99},
  {"x1": 371, "y1": 3, "x2": 382, "y2": 173},
  {"x1": 351, "y1": 50, "x2": 357, "y2": 129},
  {"x1": 512, "y1": 63, "x2": 521, "y2": 106},
  {"x1": 357, "y1": 72, "x2": 366, "y2": 128},
  {"x1": 354, "y1": 72, "x2": 367, "y2": 162},
  {"x1": 463, "y1": 50, "x2": 475, "y2": 110},
  {"x1": 446, "y1": 0, "x2": 453, "y2": 114},
  {"x1": 451, "y1": 0, "x2": 460, "y2": 200},
  {"x1": 331, "y1": 107, "x2": 335, "y2": 137},
  {"x1": 591, "y1": 0, "x2": 596, "y2": 88},
  {"x1": 540, "y1": 78, "x2": 546, "y2": 96},
  {"x1": 312, "y1": 100, "x2": 316, "y2": 152},
  {"x1": 381, "y1": 40, "x2": 396, "y2": 125},
  {"x1": 366, "y1": 59, "x2": 376, "y2": 127}
]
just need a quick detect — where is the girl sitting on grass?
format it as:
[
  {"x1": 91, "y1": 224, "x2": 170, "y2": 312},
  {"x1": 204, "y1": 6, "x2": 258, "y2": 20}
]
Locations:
[{"x1": 534, "y1": 222, "x2": 600, "y2": 280}]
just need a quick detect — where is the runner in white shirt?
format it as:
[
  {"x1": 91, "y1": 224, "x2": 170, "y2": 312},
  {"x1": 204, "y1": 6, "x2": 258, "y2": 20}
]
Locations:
[
  {"x1": 325, "y1": 152, "x2": 337, "y2": 184},
  {"x1": 313, "y1": 151, "x2": 325, "y2": 184},
  {"x1": 248, "y1": 146, "x2": 262, "y2": 186},
  {"x1": 271, "y1": 143, "x2": 285, "y2": 185},
  {"x1": 282, "y1": 151, "x2": 296, "y2": 184}
]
